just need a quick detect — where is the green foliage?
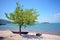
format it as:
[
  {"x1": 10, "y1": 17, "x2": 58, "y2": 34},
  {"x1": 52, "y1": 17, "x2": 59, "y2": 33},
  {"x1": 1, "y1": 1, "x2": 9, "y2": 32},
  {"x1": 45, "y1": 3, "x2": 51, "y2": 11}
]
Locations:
[{"x1": 5, "y1": 2, "x2": 39, "y2": 28}]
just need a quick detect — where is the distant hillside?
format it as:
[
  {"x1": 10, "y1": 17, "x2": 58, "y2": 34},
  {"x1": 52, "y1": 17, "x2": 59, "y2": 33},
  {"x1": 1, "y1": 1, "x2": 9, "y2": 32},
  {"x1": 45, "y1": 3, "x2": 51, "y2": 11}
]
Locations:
[
  {"x1": 0, "y1": 19, "x2": 11, "y2": 25},
  {"x1": 41, "y1": 22, "x2": 49, "y2": 24}
]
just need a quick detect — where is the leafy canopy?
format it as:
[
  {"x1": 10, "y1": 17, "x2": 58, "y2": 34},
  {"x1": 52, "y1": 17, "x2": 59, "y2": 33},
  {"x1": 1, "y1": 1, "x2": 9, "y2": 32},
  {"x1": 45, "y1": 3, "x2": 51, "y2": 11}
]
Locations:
[{"x1": 5, "y1": 2, "x2": 39, "y2": 27}]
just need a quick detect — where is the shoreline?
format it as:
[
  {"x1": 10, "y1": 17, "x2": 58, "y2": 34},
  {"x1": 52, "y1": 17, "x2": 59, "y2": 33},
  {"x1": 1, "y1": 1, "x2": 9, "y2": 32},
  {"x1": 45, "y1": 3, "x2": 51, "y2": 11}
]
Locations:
[
  {"x1": 11, "y1": 30, "x2": 60, "y2": 36},
  {"x1": 0, "y1": 30, "x2": 60, "y2": 40},
  {"x1": 0, "y1": 30, "x2": 60, "y2": 36}
]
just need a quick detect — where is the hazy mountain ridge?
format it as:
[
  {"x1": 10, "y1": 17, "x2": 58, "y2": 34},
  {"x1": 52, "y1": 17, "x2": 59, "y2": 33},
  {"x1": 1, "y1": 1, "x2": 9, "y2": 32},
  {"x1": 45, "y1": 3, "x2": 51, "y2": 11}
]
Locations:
[{"x1": 0, "y1": 19, "x2": 11, "y2": 25}]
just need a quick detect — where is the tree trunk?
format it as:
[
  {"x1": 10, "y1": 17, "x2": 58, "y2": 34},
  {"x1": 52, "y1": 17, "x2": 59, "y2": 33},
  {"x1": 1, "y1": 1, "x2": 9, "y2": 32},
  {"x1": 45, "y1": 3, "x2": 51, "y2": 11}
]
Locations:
[{"x1": 19, "y1": 25, "x2": 21, "y2": 35}]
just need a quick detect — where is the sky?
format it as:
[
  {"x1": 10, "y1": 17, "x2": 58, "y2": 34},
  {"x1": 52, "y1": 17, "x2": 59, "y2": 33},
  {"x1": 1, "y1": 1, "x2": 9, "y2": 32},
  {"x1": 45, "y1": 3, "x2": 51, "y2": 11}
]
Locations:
[{"x1": 0, "y1": 0, "x2": 60, "y2": 23}]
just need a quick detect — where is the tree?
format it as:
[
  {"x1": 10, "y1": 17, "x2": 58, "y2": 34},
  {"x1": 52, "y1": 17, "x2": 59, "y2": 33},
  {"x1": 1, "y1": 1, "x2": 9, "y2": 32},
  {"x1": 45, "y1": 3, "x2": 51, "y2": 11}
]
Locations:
[{"x1": 5, "y1": 2, "x2": 39, "y2": 35}]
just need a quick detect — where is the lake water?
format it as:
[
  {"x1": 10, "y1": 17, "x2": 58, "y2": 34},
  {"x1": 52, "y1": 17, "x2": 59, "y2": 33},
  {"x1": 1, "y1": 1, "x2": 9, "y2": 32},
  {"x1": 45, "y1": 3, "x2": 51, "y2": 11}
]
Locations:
[{"x1": 0, "y1": 23, "x2": 60, "y2": 33}]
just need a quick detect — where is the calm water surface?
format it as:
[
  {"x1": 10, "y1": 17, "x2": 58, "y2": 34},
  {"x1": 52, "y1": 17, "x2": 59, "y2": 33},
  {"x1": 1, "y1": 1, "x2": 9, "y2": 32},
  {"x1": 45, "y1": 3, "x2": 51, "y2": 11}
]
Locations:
[{"x1": 0, "y1": 23, "x2": 60, "y2": 33}]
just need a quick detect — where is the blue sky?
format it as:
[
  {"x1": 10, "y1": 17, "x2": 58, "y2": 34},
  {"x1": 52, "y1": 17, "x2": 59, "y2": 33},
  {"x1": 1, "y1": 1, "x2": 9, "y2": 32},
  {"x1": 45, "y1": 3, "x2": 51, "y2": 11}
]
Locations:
[{"x1": 0, "y1": 0, "x2": 60, "y2": 23}]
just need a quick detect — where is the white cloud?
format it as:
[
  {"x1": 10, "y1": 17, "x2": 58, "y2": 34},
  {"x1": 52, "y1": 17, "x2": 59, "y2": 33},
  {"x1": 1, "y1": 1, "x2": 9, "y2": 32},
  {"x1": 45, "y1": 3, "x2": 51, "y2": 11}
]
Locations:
[
  {"x1": 54, "y1": 13, "x2": 60, "y2": 16},
  {"x1": 53, "y1": 13, "x2": 60, "y2": 18},
  {"x1": 37, "y1": 13, "x2": 60, "y2": 23},
  {"x1": 52, "y1": 13, "x2": 60, "y2": 22}
]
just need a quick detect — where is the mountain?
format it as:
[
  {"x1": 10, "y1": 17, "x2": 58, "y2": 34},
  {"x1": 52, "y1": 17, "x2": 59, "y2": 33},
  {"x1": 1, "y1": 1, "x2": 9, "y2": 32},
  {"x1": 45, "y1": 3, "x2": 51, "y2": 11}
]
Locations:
[
  {"x1": 41, "y1": 22, "x2": 49, "y2": 24},
  {"x1": 0, "y1": 19, "x2": 11, "y2": 25}
]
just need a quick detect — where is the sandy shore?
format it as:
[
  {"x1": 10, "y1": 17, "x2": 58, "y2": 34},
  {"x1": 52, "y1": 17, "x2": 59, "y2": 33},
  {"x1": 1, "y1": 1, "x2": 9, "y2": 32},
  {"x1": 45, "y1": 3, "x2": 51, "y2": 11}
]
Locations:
[
  {"x1": 12, "y1": 30, "x2": 60, "y2": 36},
  {"x1": 0, "y1": 30, "x2": 60, "y2": 40}
]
